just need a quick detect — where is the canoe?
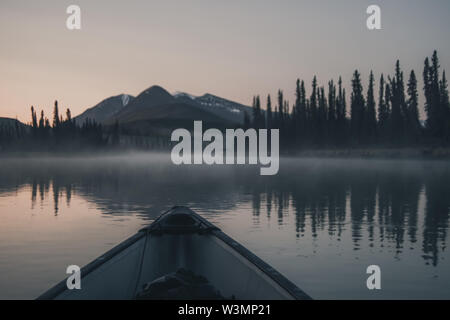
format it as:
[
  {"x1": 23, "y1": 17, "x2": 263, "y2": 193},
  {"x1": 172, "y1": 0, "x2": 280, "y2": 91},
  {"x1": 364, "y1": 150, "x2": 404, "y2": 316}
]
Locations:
[{"x1": 37, "y1": 206, "x2": 311, "y2": 300}]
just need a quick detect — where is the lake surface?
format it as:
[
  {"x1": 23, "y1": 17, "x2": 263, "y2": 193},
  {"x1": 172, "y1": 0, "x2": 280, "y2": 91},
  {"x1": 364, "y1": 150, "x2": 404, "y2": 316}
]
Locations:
[{"x1": 0, "y1": 154, "x2": 449, "y2": 299}]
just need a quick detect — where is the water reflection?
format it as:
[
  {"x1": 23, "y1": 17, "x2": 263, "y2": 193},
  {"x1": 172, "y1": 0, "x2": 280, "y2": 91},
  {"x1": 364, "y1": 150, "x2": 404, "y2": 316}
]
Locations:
[{"x1": 0, "y1": 156, "x2": 449, "y2": 267}]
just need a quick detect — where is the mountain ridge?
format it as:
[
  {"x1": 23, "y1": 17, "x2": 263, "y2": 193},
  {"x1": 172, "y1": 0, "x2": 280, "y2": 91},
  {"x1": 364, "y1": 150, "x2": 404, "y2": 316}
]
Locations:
[
  {"x1": 74, "y1": 94, "x2": 134, "y2": 125},
  {"x1": 74, "y1": 85, "x2": 252, "y2": 127}
]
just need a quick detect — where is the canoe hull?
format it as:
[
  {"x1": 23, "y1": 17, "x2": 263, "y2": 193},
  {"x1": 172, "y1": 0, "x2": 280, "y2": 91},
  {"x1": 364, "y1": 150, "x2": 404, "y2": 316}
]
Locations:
[{"x1": 38, "y1": 207, "x2": 311, "y2": 300}]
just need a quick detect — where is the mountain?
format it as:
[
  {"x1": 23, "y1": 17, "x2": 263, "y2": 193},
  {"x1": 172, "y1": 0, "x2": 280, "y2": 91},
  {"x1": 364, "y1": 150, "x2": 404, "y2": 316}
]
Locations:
[
  {"x1": 173, "y1": 92, "x2": 253, "y2": 123},
  {"x1": 74, "y1": 94, "x2": 134, "y2": 125},
  {"x1": 73, "y1": 85, "x2": 252, "y2": 137},
  {"x1": 109, "y1": 86, "x2": 176, "y2": 123},
  {"x1": 103, "y1": 86, "x2": 237, "y2": 136}
]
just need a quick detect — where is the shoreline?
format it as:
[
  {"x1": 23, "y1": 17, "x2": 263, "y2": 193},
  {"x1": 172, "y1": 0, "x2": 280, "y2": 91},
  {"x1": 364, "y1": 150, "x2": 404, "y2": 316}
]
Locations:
[
  {"x1": 1, "y1": 147, "x2": 450, "y2": 161},
  {"x1": 289, "y1": 147, "x2": 450, "y2": 160}
]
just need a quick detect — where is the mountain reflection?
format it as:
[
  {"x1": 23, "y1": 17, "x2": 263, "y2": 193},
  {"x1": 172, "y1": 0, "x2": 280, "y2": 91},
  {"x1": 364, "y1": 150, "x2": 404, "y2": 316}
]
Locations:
[{"x1": 0, "y1": 156, "x2": 449, "y2": 266}]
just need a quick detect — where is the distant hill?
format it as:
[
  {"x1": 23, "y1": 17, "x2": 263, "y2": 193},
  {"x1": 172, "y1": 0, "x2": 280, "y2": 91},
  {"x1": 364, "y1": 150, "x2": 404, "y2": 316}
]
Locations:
[
  {"x1": 74, "y1": 94, "x2": 134, "y2": 125},
  {"x1": 0, "y1": 117, "x2": 28, "y2": 129},
  {"x1": 0, "y1": 118, "x2": 29, "y2": 138}
]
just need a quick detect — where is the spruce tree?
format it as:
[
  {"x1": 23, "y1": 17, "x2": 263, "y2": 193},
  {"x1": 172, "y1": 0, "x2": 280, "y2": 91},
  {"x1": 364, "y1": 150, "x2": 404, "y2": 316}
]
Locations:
[
  {"x1": 278, "y1": 90, "x2": 284, "y2": 121},
  {"x1": 406, "y1": 70, "x2": 421, "y2": 144},
  {"x1": 38, "y1": 110, "x2": 45, "y2": 140},
  {"x1": 317, "y1": 87, "x2": 327, "y2": 146},
  {"x1": 39, "y1": 110, "x2": 45, "y2": 129},
  {"x1": 389, "y1": 61, "x2": 406, "y2": 144},
  {"x1": 384, "y1": 83, "x2": 392, "y2": 144},
  {"x1": 299, "y1": 80, "x2": 307, "y2": 145},
  {"x1": 342, "y1": 88, "x2": 347, "y2": 145},
  {"x1": 295, "y1": 79, "x2": 301, "y2": 118},
  {"x1": 266, "y1": 94, "x2": 272, "y2": 129},
  {"x1": 440, "y1": 70, "x2": 450, "y2": 143},
  {"x1": 425, "y1": 51, "x2": 444, "y2": 141},
  {"x1": 310, "y1": 77, "x2": 318, "y2": 145},
  {"x1": 335, "y1": 77, "x2": 346, "y2": 145},
  {"x1": 423, "y1": 57, "x2": 433, "y2": 134},
  {"x1": 378, "y1": 74, "x2": 388, "y2": 143},
  {"x1": 366, "y1": 71, "x2": 377, "y2": 144},
  {"x1": 255, "y1": 95, "x2": 262, "y2": 129},
  {"x1": 328, "y1": 80, "x2": 336, "y2": 123},
  {"x1": 53, "y1": 100, "x2": 60, "y2": 129},
  {"x1": 30, "y1": 106, "x2": 38, "y2": 129},
  {"x1": 294, "y1": 80, "x2": 302, "y2": 144},
  {"x1": 277, "y1": 90, "x2": 284, "y2": 130},
  {"x1": 350, "y1": 70, "x2": 365, "y2": 145},
  {"x1": 251, "y1": 95, "x2": 262, "y2": 128},
  {"x1": 30, "y1": 106, "x2": 38, "y2": 140},
  {"x1": 327, "y1": 80, "x2": 336, "y2": 146},
  {"x1": 66, "y1": 109, "x2": 72, "y2": 122}
]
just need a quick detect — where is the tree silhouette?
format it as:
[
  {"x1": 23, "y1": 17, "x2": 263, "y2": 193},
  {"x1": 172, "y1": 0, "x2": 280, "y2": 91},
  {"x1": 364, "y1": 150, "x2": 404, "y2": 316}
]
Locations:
[
  {"x1": 406, "y1": 70, "x2": 421, "y2": 144},
  {"x1": 439, "y1": 70, "x2": 450, "y2": 143},
  {"x1": 388, "y1": 61, "x2": 406, "y2": 145},
  {"x1": 366, "y1": 71, "x2": 377, "y2": 144},
  {"x1": 350, "y1": 70, "x2": 365, "y2": 146},
  {"x1": 377, "y1": 74, "x2": 389, "y2": 144},
  {"x1": 3, "y1": 50, "x2": 450, "y2": 153},
  {"x1": 266, "y1": 94, "x2": 272, "y2": 130},
  {"x1": 53, "y1": 100, "x2": 60, "y2": 129}
]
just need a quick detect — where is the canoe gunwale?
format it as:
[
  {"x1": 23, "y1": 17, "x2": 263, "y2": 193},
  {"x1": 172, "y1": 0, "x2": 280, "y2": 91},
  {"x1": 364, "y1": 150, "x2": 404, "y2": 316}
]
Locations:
[
  {"x1": 37, "y1": 206, "x2": 312, "y2": 300},
  {"x1": 36, "y1": 231, "x2": 146, "y2": 300},
  {"x1": 164, "y1": 207, "x2": 312, "y2": 300},
  {"x1": 211, "y1": 229, "x2": 311, "y2": 300}
]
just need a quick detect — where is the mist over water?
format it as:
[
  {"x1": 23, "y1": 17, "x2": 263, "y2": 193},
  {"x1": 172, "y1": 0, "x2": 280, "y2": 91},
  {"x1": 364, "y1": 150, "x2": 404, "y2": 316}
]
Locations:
[{"x1": 0, "y1": 154, "x2": 449, "y2": 299}]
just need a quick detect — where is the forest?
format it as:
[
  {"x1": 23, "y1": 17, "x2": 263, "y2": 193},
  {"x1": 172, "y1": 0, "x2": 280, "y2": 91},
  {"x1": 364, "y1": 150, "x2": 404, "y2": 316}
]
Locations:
[
  {"x1": 0, "y1": 51, "x2": 449, "y2": 154},
  {"x1": 0, "y1": 101, "x2": 106, "y2": 152},
  {"x1": 248, "y1": 51, "x2": 450, "y2": 151}
]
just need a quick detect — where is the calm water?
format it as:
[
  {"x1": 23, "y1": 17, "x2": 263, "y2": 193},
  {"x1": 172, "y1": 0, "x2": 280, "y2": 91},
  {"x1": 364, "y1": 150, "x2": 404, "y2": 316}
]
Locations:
[{"x1": 0, "y1": 154, "x2": 449, "y2": 299}]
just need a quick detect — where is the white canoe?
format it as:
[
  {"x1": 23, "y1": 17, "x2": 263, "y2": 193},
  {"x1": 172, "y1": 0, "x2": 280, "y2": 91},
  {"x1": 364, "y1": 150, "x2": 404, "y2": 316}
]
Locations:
[{"x1": 38, "y1": 206, "x2": 311, "y2": 300}]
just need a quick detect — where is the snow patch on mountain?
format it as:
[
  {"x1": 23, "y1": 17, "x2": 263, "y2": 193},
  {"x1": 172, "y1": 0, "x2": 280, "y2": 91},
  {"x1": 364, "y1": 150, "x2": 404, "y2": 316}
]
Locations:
[
  {"x1": 121, "y1": 94, "x2": 131, "y2": 106},
  {"x1": 196, "y1": 94, "x2": 244, "y2": 114},
  {"x1": 173, "y1": 91, "x2": 197, "y2": 100}
]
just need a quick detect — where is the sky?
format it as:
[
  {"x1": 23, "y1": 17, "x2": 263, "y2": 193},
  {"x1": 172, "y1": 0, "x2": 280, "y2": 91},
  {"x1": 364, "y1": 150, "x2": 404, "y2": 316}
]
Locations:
[{"x1": 1, "y1": 0, "x2": 450, "y2": 122}]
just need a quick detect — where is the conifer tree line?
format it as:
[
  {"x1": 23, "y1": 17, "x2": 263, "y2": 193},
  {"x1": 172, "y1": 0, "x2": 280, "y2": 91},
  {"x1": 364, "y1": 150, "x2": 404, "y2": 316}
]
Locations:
[
  {"x1": 0, "y1": 100, "x2": 170, "y2": 151},
  {"x1": 248, "y1": 51, "x2": 450, "y2": 149},
  {"x1": 29, "y1": 101, "x2": 106, "y2": 150},
  {"x1": 0, "y1": 100, "x2": 105, "y2": 151},
  {"x1": 1, "y1": 50, "x2": 449, "y2": 152}
]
